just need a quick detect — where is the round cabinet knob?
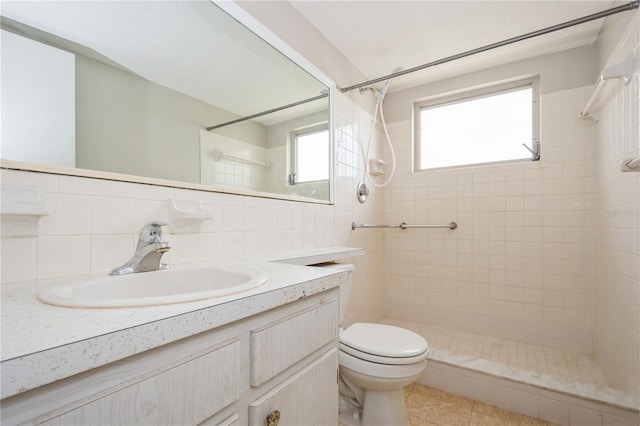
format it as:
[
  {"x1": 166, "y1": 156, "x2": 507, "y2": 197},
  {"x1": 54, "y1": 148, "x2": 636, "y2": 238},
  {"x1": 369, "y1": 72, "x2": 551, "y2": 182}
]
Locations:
[{"x1": 266, "y1": 409, "x2": 280, "y2": 426}]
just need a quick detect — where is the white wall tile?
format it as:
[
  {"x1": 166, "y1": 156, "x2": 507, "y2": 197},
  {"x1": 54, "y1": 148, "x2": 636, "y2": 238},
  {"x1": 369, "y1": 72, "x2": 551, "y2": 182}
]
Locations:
[
  {"x1": 37, "y1": 236, "x2": 90, "y2": 280},
  {"x1": 591, "y1": 16, "x2": 640, "y2": 400},
  {"x1": 133, "y1": 199, "x2": 170, "y2": 231},
  {"x1": 221, "y1": 205, "x2": 243, "y2": 232},
  {"x1": 39, "y1": 193, "x2": 91, "y2": 236},
  {"x1": 59, "y1": 175, "x2": 126, "y2": 197},
  {"x1": 0, "y1": 169, "x2": 59, "y2": 193},
  {"x1": 382, "y1": 86, "x2": 598, "y2": 351},
  {"x1": 91, "y1": 197, "x2": 134, "y2": 235},
  {"x1": 91, "y1": 235, "x2": 135, "y2": 274},
  {"x1": 1, "y1": 237, "x2": 37, "y2": 283}
]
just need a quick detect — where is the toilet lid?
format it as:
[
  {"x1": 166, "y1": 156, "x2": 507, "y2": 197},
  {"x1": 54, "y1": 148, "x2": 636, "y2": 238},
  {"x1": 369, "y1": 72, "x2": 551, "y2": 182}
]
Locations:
[{"x1": 340, "y1": 323, "x2": 428, "y2": 360}]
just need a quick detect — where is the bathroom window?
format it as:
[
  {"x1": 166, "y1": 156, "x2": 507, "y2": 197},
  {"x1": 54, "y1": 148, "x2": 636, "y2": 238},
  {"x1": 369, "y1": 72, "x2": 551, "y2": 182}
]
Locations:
[
  {"x1": 414, "y1": 77, "x2": 539, "y2": 171},
  {"x1": 289, "y1": 125, "x2": 329, "y2": 184}
]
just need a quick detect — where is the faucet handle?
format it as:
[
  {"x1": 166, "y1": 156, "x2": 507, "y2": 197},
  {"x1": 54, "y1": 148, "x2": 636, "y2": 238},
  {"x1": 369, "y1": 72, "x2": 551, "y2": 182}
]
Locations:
[{"x1": 137, "y1": 221, "x2": 167, "y2": 246}]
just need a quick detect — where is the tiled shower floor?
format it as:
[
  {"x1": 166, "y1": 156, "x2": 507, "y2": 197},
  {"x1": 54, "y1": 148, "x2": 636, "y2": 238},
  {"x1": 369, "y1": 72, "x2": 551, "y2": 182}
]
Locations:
[
  {"x1": 382, "y1": 318, "x2": 609, "y2": 389},
  {"x1": 380, "y1": 318, "x2": 638, "y2": 422},
  {"x1": 428, "y1": 326, "x2": 607, "y2": 387}
]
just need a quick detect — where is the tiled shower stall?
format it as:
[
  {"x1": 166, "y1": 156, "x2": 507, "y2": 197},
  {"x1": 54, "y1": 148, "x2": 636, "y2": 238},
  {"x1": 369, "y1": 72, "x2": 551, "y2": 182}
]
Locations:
[{"x1": 378, "y1": 13, "x2": 639, "y2": 424}]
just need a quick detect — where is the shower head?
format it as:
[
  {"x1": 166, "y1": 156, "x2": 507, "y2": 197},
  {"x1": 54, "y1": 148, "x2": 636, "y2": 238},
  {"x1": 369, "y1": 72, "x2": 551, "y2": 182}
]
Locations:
[{"x1": 378, "y1": 66, "x2": 403, "y2": 100}]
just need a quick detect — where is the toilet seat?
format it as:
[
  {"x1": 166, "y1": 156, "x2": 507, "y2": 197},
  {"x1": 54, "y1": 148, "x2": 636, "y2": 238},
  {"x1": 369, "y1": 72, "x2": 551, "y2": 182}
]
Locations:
[
  {"x1": 340, "y1": 350, "x2": 427, "y2": 380},
  {"x1": 340, "y1": 323, "x2": 428, "y2": 365}
]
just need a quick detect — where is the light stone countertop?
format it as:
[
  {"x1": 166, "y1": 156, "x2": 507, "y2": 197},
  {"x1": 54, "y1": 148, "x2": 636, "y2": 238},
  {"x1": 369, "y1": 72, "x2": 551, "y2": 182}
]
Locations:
[
  {"x1": 1, "y1": 253, "x2": 355, "y2": 399},
  {"x1": 256, "y1": 245, "x2": 365, "y2": 265}
]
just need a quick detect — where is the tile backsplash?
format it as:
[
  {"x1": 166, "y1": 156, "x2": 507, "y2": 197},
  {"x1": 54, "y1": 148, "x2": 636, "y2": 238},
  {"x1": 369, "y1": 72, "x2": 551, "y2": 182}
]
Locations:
[{"x1": 0, "y1": 171, "x2": 323, "y2": 282}]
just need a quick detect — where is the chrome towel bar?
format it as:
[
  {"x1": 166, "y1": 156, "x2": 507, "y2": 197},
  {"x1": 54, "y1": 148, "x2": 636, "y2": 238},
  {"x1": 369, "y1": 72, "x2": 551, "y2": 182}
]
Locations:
[
  {"x1": 212, "y1": 149, "x2": 271, "y2": 168},
  {"x1": 352, "y1": 222, "x2": 457, "y2": 231}
]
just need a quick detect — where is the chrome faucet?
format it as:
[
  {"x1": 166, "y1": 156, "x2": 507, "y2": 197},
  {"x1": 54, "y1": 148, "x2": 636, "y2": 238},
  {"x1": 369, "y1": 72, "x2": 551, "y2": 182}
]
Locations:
[{"x1": 110, "y1": 222, "x2": 171, "y2": 275}]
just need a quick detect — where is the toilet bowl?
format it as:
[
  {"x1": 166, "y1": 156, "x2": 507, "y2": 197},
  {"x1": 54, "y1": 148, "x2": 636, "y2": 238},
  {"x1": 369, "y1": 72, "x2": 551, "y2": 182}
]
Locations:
[
  {"x1": 339, "y1": 322, "x2": 428, "y2": 426},
  {"x1": 317, "y1": 263, "x2": 428, "y2": 426}
]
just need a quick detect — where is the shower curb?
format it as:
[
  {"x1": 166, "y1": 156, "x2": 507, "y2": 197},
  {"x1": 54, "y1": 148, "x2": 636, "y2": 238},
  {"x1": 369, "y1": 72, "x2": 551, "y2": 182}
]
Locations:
[{"x1": 419, "y1": 354, "x2": 638, "y2": 426}]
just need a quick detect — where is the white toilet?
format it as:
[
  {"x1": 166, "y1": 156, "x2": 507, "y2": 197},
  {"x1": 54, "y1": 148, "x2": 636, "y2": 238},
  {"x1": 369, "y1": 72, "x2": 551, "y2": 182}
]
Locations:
[{"x1": 322, "y1": 263, "x2": 428, "y2": 426}]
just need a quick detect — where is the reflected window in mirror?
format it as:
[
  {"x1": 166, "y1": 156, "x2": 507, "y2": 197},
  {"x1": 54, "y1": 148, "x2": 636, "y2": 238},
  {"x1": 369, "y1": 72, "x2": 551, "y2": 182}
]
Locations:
[{"x1": 289, "y1": 124, "x2": 329, "y2": 185}]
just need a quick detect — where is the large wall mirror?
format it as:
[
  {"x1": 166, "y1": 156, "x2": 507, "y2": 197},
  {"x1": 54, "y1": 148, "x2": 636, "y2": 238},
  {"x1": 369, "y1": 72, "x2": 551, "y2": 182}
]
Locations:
[{"x1": 1, "y1": 1, "x2": 334, "y2": 203}]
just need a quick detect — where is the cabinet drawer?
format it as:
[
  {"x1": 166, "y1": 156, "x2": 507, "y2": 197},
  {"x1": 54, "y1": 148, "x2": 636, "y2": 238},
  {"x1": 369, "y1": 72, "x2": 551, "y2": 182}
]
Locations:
[
  {"x1": 41, "y1": 339, "x2": 241, "y2": 426},
  {"x1": 250, "y1": 298, "x2": 338, "y2": 386},
  {"x1": 249, "y1": 349, "x2": 338, "y2": 426}
]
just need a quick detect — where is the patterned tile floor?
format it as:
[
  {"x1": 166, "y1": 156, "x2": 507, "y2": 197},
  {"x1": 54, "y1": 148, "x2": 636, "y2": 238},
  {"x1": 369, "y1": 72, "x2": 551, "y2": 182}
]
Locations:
[
  {"x1": 405, "y1": 383, "x2": 556, "y2": 426},
  {"x1": 384, "y1": 319, "x2": 608, "y2": 388}
]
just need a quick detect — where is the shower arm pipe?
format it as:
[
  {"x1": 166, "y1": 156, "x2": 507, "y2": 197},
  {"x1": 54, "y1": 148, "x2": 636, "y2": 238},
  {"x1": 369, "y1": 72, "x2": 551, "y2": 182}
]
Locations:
[
  {"x1": 352, "y1": 222, "x2": 458, "y2": 231},
  {"x1": 206, "y1": 93, "x2": 328, "y2": 131},
  {"x1": 340, "y1": 1, "x2": 639, "y2": 94}
]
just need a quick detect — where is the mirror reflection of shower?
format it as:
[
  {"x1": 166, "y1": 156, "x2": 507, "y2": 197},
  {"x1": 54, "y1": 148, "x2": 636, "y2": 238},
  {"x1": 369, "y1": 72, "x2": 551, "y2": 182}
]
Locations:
[{"x1": 356, "y1": 67, "x2": 402, "y2": 203}]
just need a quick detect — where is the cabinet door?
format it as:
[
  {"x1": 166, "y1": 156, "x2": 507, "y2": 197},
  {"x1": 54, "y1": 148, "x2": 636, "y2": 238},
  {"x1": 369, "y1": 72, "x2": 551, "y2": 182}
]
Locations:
[
  {"x1": 41, "y1": 339, "x2": 241, "y2": 426},
  {"x1": 249, "y1": 349, "x2": 338, "y2": 426}
]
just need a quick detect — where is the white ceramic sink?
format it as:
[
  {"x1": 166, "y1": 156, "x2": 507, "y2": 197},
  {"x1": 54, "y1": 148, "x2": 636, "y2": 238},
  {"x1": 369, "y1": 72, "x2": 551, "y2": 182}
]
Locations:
[{"x1": 37, "y1": 264, "x2": 269, "y2": 308}]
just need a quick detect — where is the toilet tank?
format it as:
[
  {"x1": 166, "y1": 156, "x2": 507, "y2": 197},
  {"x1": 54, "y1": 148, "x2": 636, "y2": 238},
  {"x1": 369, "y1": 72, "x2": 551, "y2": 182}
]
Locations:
[{"x1": 313, "y1": 263, "x2": 354, "y2": 324}]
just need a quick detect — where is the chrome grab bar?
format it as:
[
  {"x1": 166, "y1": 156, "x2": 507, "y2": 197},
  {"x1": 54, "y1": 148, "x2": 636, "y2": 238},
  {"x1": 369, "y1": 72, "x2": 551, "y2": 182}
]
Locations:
[{"x1": 352, "y1": 222, "x2": 457, "y2": 231}]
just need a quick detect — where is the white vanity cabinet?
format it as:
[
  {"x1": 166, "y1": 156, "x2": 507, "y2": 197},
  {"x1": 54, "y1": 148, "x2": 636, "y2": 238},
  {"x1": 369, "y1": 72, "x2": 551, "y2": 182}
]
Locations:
[
  {"x1": 248, "y1": 349, "x2": 338, "y2": 426},
  {"x1": 1, "y1": 289, "x2": 339, "y2": 426}
]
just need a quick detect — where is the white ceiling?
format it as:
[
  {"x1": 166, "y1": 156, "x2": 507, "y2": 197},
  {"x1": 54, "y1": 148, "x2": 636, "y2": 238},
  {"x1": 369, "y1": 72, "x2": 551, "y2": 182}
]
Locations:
[{"x1": 289, "y1": 1, "x2": 615, "y2": 92}]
